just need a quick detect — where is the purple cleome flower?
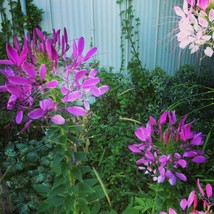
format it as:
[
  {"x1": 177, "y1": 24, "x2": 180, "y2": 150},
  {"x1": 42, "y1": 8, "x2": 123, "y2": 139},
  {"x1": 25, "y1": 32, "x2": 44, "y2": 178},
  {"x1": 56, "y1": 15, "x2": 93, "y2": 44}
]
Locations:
[
  {"x1": 0, "y1": 28, "x2": 109, "y2": 133},
  {"x1": 129, "y1": 111, "x2": 207, "y2": 186}
]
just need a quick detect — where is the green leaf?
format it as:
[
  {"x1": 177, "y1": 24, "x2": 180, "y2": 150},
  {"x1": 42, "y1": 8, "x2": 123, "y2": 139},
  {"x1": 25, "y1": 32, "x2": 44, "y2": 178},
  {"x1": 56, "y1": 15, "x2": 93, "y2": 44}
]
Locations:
[
  {"x1": 72, "y1": 167, "x2": 83, "y2": 182},
  {"x1": 44, "y1": 194, "x2": 65, "y2": 207},
  {"x1": 48, "y1": 184, "x2": 67, "y2": 197},
  {"x1": 64, "y1": 195, "x2": 75, "y2": 213},
  {"x1": 76, "y1": 198, "x2": 90, "y2": 214},
  {"x1": 122, "y1": 207, "x2": 139, "y2": 214},
  {"x1": 33, "y1": 184, "x2": 50, "y2": 197},
  {"x1": 91, "y1": 201, "x2": 101, "y2": 214},
  {"x1": 52, "y1": 175, "x2": 66, "y2": 188},
  {"x1": 78, "y1": 182, "x2": 95, "y2": 194},
  {"x1": 84, "y1": 178, "x2": 98, "y2": 187},
  {"x1": 75, "y1": 151, "x2": 88, "y2": 161}
]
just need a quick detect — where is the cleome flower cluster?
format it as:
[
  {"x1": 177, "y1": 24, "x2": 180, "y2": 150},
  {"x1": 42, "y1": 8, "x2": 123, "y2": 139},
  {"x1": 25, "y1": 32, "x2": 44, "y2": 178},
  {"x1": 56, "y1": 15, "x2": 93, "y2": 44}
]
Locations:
[
  {"x1": 0, "y1": 28, "x2": 109, "y2": 133},
  {"x1": 174, "y1": 0, "x2": 214, "y2": 57},
  {"x1": 128, "y1": 111, "x2": 207, "y2": 186}
]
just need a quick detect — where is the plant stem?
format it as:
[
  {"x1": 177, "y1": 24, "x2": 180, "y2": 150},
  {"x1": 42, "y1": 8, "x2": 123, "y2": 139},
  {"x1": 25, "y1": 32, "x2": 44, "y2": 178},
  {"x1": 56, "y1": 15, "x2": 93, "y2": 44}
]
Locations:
[{"x1": 151, "y1": 183, "x2": 158, "y2": 214}]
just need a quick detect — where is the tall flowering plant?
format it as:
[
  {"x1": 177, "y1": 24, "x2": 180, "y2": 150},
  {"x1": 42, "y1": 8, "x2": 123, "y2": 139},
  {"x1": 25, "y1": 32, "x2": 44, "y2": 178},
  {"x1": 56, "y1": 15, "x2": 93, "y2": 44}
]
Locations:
[
  {"x1": 174, "y1": 0, "x2": 214, "y2": 57},
  {"x1": 0, "y1": 28, "x2": 110, "y2": 212},
  {"x1": 128, "y1": 111, "x2": 207, "y2": 186},
  {"x1": 0, "y1": 28, "x2": 109, "y2": 134}
]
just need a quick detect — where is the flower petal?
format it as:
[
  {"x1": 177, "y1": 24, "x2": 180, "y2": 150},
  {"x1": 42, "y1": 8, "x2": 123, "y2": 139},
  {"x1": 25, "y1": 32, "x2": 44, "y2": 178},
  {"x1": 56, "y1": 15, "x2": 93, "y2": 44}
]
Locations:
[
  {"x1": 175, "y1": 172, "x2": 187, "y2": 181},
  {"x1": 168, "y1": 174, "x2": 176, "y2": 186},
  {"x1": 190, "y1": 133, "x2": 203, "y2": 145},
  {"x1": 22, "y1": 61, "x2": 36, "y2": 79},
  {"x1": 39, "y1": 64, "x2": 46, "y2": 82},
  {"x1": 51, "y1": 115, "x2": 65, "y2": 124},
  {"x1": 78, "y1": 37, "x2": 84, "y2": 55},
  {"x1": 82, "y1": 77, "x2": 100, "y2": 88},
  {"x1": 180, "y1": 199, "x2": 188, "y2": 210},
  {"x1": 159, "y1": 111, "x2": 168, "y2": 125},
  {"x1": 67, "y1": 106, "x2": 86, "y2": 116},
  {"x1": 174, "y1": 6, "x2": 185, "y2": 17},
  {"x1": 128, "y1": 145, "x2": 142, "y2": 153},
  {"x1": 28, "y1": 108, "x2": 45, "y2": 119},
  {"x1": 8, "y1": 76, "x2": 29, "y2": 85},
  {"x1": 84, "y1": 47, "x2": 97, "y2": 61},
  {"x1": 36, "y1": 28, "x2": 45, "y2": 40},
  {"x1": 62, "y1": 91, "x2": 81, "y2": 103},
  {"x1": 177, "y1": 159, "x2": 188, "y2": 168},
  {"x1": 149, "y1": 116, "x2": 156, "y2": 125},
  {"x1": 135, "y1": 126, "x2": 150, "y2": 141},
  {"x1": 206, "y1": 184, "x2": 213, "y2": 200},
  {"x1": 169, "y1": 208, "x2": 177, "y2": 214},
  {"x1": 46, "y1": 80, "x2": 58, "y2": 88},
  {"x1": 197, "y1": 178, "x2": 205, "y2": 197},
  {"x1": 17, "y1": 120, "x2": 32, "y2": 135},
  {"x1": 16, "y1": 110, "x2": 23, "y2": 124},
  {"x1": 6, "y1": 44, "x2": 19, "y2": 64},
  {"x1": 40, "y1": 98, "x2": 56, "y2": 111},
  {"x1": 187, "y1": 190, "x2": 195, "y2": 207},
  {"x1": 204, "y1": 47, "x2": 213, "y2": 57},
  {"x1": 191, "y1": 156, "x2": 207, "y2": 163}
]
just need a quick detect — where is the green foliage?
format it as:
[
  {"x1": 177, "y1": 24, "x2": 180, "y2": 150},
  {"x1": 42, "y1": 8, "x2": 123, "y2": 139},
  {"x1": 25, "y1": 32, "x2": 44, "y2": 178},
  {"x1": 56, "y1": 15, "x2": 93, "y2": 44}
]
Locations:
[
  {"x1": 87, "y1": 64, "x2": 214, "y2": 212},
  {"x1": 36, "y1": 122, "x2": 109, "y2": 214},
  {"x1": 1, "y1": 137, "x2": 53, "y2": 213},
  {"x1": 25, "y1": 0, "x2": 43, "y2": 35},
  {"x1": 120, "y1": 0, "x2": 141, "y2": 71},
  {"x1": 133, "y1": 183, "x2": 183, "y2": 214}
]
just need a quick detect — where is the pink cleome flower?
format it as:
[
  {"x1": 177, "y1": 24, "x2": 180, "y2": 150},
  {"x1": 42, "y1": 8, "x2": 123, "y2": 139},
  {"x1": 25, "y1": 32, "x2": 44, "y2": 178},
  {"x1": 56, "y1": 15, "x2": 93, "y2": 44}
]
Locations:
[
  {"x1": 174, "y1": 0, "x2": 214, "y2": 57},
  {"x1": 128, "y1": 111, "x2": 207, "y2": 186},
  {"x1": 0, "y1": 28, "x2": 109, "y2": 133}
]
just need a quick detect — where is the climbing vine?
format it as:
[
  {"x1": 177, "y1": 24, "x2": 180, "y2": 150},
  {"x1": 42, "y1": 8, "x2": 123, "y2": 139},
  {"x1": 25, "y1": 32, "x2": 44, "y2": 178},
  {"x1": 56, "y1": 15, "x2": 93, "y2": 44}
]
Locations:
[
  {"x1": 0, "y1": 0, "x2": 43, "y2": 58},
  {"x1": 118, "y1": 0, "x2": 142, "y2": 72}
]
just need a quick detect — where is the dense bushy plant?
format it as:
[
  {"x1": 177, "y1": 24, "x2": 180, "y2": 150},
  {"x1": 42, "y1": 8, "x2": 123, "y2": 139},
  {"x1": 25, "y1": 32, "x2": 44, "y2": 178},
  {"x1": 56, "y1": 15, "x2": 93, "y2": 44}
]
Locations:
[{"x1": 87, "y1": 64, "x2": 213, "y2": 212}]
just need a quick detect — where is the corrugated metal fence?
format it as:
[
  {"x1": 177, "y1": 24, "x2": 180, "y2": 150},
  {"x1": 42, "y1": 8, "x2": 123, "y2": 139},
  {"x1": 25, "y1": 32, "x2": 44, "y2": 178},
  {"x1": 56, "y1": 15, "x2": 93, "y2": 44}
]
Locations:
[{"x1": 1, "y1": 0, "x2": 209, "y2": 75}]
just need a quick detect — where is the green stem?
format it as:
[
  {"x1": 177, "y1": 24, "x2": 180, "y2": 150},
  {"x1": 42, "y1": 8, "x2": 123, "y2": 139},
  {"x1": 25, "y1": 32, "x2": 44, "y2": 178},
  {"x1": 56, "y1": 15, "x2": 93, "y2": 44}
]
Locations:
[{"x1": 151, "y1": 183, "x2": 158, "y2": 214}]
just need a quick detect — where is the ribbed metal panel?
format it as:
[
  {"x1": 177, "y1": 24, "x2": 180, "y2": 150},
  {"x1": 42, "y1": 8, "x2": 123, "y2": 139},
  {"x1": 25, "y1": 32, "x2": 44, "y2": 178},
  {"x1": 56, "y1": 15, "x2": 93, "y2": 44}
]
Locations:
[
  {"x1": 31, "y1": 0, "x2": 52, "y2": 32},
  {"x1": 134, "y1": 0, "x2": 159, "y2": 69},
  {"x1": 2, "y1": 0, "x2": 210, "y2": 75},
  {"x1": 93, "y1": 0, "x2": 121, "y2": 70}
]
